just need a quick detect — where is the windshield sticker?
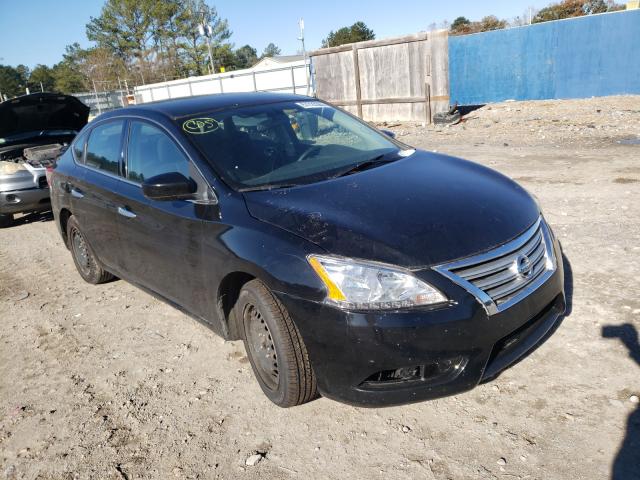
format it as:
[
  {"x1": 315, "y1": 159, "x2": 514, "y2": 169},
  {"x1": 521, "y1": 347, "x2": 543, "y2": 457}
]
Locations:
[
  {"x1": 183, "y1": 118, "x2": 220, "y2": 134},
  {"x1": 295, "y1": 101, "x2": 326, "y2": 109}
]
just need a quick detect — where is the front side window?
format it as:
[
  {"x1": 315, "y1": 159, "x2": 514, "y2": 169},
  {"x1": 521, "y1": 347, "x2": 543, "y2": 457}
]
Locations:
[
  {"x1": 178, "y1": 100, "x2": 411, "y2": 190},
  {"x1": 126, "y1": 121, "x2": 191, "y2": 183},
  {"x1": 85, "y1": 120, "x2": 125, "y2": 175}
]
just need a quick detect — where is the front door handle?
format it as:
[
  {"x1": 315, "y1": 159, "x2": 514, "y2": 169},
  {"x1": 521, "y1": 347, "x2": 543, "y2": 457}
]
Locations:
[
  {"x1": 70, "y1": 188, "x2": 84, "y2": 199},
  {"x1": 117, "y1": 207, "x2": 137, "y2": 219}
]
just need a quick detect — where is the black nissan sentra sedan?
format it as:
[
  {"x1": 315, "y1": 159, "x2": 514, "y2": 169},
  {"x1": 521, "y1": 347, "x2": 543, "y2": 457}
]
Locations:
[{"x1": 51, "y1": 93, "x2": 565, "y2": 407}]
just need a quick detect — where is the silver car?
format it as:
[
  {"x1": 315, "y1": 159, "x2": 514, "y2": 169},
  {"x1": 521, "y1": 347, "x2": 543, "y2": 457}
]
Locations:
[{"x1": 0, "y1": 93, "x2": 89, "y2": 227}]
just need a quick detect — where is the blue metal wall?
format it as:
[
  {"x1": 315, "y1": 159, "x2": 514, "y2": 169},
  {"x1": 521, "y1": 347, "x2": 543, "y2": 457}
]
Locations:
[{"x1": 449, "y1": 10, "x2": 640, "y2": 105}]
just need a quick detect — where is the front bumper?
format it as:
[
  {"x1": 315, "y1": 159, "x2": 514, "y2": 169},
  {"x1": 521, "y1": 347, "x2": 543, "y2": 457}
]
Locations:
[
  {"x1": 0, "y1": 187, "x2": 51, "y2": 214},
  {"x1": 277, "y1": 241, "x2": 565, "y2": 407}
]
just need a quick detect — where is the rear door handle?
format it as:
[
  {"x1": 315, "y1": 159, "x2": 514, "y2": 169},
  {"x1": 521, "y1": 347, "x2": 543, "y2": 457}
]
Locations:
[
  {"x1": 117, "y1": 206, "x2": 137, "y2": 219},
  {"x1": 70, "y1": 188, "x2": 84, "y2": 199}
]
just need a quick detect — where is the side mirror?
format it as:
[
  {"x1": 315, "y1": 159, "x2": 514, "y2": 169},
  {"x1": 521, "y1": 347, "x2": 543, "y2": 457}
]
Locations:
[
  {"x1": 380, "y1": 129, "x2": 396, "y2": 139},
  {"x1": 142, "y1": 172, "x2": 196, "y2": 201}
]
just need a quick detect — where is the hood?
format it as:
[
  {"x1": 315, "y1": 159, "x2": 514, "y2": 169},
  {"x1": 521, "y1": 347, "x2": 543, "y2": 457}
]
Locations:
[
  {"x1": 0, "y1": 93, "x2": 90, "y2": 144},
  {"x1": 243, "y1": 151, "x2": 540, "y2": 267}
]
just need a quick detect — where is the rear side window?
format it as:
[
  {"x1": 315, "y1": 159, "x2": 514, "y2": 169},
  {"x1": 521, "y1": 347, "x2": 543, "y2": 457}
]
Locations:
[
  {"x1": 85, "y1": 120, "x2": 125, "y2": 175},
  {"x1": 72, "y1": 130, "x2": 88, "y2": 163},
  {"x1": 126, "y1": 121, "x2": 191, "y2": 183}
]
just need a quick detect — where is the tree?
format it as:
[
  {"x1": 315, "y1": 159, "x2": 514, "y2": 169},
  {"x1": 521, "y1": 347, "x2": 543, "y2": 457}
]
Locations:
[
  {"x1": 533, "y1": 0, "x2": 623, "y2": 23},
  {"x1": 52, "y1": 62, "x2": 86, "y2": 93},
  {"x1": 86, "y1": 0, "x2": 155, "y2": 62},
  {"x1": 213, "y1": 44, "x2": 236, "y2": 71},
  {"x1": 261, "y1": 43, "x2": 281, "y2": 58},
  {"x1": 175, "y1": 0, "x2": 232, "y2": 76},
  {"x1": 321, "y1": 21, "x2": 375, "y2": 48},
  {"x1": 86, "y1": 0, "x2": 233, "y2": 80},
  {"x1": 29, "y1": 65, "x2": 55, "y2": 92},
  {"x1": 234, "y1": 45, "x2": 258, "y2": 69},
  {"x1": 478, "y1": 15, "x2": 508, "y2": 32},
  {"x1": 450, "y1": 16, "x2": 472, "y2": 34},
  {"x1": 149, "y1": 0, "x2": 184, "y2": 79},
  {"x1": 83, "y1": 47, "x2": 129, "y2": 90},
  {"x1": 0, "y1": 65, "x2": 27, "y2": 98},
  {"x1": 450, "y1": 15, "x2": 508, "y2": 36},
  {"x1": 51, "y1": 43, "x2": 90, "y2": 93}
]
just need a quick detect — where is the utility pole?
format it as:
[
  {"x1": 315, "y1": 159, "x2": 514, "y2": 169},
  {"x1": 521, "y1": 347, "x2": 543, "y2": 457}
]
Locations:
[
  {"x1": 298, "y1": 18, "x2": 311, "y2": 95},
  {"x1": 92, "y1": 79, "x2": 102, "y2": 115},
  {"x1": 88, "y1": 65, "x2": 102, "y2": 115},
  {"x1": 199, "y1": 11, "x2": 216, "y2": 74}
]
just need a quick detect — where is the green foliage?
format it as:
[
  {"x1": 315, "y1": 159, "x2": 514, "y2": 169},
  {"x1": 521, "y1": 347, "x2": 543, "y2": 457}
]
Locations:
[
  {"x1": 533, "y1": 0, "x2": 624, "y2": 23},
  {"x1": 450, "y1": 15, "x2": 508, "y2": 35},
  {"x1": 51, "y1": 62, "x2": 87, "y2": 93},
  {"x1": 86, "y1": 0, "x2": 155, "y2": 59},
  {"x1": 321, "y1": 21, "x2": 375, "y2": 48},
  {"x1": 0, "y1": 65, "x2": 27, "y2": 98},
  {"x1": 175, "y1": 0, "x2": 232, "y2": 76},
  {"x1": 51, "y1": 43, "x2": 90, "y2": 93},
  {"x1": 479, "y1": 16, "x2": 508, "y2": 31},
  {"x1": 85, "y1": 0, "x2": 233, "y2": 79},
  {"x1": 213, "y1": 44, "x2": 236, "y2": 71},
  {"x1": 449, "y1": 0, "x2": 623, "y2": 35},
  {"x1": 261, "y1": 43, "x2": 282, "y2": 58},
  {"x1": 234, "y1": 45, "x2": 258, "y2": 69},
  {"x1": 450, "y1": 16, "x2": 472, "y2": 34},
  {"x1": 28, "y1": 65, "x2": 56, "y2": 92}
]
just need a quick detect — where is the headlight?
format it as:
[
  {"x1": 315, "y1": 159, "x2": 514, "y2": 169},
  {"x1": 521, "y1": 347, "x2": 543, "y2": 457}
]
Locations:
[
  {"x1": 308, "y1": 255, "x2": 447, "y2": 310},
  {"x1": 0, "y1": 162, "x2": 27, "y2": 175}
]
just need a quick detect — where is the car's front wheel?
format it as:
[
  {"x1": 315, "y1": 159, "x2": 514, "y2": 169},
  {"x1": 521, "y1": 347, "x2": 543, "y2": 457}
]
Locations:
[
  {"x1": 67, "y1": 216, "x2": 114, "y2": 284},
  {"x1": 237, "y1": 279, "x2": 317, "y2": 407},
  {"x1": 0, "y1": 213, "x2": 13, "y2": 228}
]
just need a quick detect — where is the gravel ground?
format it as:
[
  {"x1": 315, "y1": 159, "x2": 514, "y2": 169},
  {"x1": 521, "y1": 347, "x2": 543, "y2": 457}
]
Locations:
[{"x1": 1, "y1": 96, "x2": 639, "y2": 480}]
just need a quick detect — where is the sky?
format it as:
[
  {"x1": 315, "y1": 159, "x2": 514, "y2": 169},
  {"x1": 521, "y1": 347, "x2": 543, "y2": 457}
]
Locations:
[{"x1": 0, "y1": 0, "x2": 552, "y2": 68}]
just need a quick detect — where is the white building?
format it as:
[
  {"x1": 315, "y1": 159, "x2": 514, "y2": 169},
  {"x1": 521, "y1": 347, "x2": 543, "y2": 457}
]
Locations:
[{"x1": 134, "y1": 55, "x2": 311, "y2": 104}]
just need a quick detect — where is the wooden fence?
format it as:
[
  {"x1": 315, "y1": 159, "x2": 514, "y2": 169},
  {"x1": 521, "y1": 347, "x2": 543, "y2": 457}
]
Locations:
[{"x1": 309, "y1": 31, "x2": 449, "y2": 123}]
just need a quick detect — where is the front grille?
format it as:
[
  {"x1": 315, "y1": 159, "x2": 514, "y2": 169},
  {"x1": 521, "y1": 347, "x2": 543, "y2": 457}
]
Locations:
[{"x1": 435, "y1": 218, "x2": 556, "y2": 315}]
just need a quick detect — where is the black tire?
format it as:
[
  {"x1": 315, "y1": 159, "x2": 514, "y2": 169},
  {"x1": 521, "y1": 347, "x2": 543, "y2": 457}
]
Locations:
[
  {"x1": 66, "y1": 215, "x2": 114, "y2": 284},
  {"x1": 0, "y1": 213, "x2": 14, "y2": 228},
  {"x1": 237, "y1": 279, "x2": 317, "y2": 407}
]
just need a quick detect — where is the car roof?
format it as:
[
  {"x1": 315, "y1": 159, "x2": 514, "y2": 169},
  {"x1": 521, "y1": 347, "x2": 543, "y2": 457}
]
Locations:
[{"x1": 104, "y1": 92, "x2": 314, "y2": 121}]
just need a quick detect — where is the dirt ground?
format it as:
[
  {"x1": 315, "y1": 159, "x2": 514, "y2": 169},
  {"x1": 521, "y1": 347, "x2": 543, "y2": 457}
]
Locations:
[{"x1": 1, "y1": 96, "x2": 639, "y2": 480}]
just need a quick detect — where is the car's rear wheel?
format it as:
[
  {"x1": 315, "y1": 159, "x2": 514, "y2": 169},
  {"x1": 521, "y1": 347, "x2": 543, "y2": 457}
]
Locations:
[
  {"x1": 67, "y1": 216, "x2": 114, "y2": 284},
  {"x1": 237, "y1": 279, "x2": 317, "y2": 407},
  {"x1": 0, "y1": 213, "x2": 14, "y2": 228}
]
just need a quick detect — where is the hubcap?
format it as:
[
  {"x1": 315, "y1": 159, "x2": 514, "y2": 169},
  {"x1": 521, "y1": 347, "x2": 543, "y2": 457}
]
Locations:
[
  {"x1": 71, "y1": 229, "x2": 91, "y2": 276},
  {"x1": 244, "y1": 304, "x2": 279, "y2": 390}
]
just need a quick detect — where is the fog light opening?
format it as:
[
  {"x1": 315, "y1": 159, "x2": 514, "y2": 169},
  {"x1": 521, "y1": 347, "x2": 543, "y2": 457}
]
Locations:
[
  {"x1": 5, "y1": 194, "x2": 19, "y2": 204},
  {"x1": 361, "y1": 356, "x2": 468, "y2": 388},
  {"x1": 363, "y1": 366, "x2": 421, "y2": 384}
]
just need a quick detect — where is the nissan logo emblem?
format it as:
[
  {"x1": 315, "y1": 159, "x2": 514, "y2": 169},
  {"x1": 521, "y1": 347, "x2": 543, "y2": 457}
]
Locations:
[{"x1": 516, "y1": 254, "x2": 533, "y2": 278}]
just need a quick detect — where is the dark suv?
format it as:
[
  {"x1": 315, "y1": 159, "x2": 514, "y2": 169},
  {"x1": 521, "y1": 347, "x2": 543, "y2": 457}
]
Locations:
[{"x1": 51, "y1": 93, "x2": 565, "y2": 407}]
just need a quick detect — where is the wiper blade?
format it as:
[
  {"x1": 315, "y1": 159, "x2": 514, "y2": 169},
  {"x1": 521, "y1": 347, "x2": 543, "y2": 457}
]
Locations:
[
  {"x1": 331, "y1": 154, "x2": 394, "y2": 178},
  {"x1": 239, "y1": 183, "x2": 299, "y2": 192}
]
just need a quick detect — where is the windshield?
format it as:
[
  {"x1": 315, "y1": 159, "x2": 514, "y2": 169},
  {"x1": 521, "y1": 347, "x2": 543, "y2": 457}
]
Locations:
[{"x1": 178, "y1": 100, "x2": 413, "y2": 190}]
